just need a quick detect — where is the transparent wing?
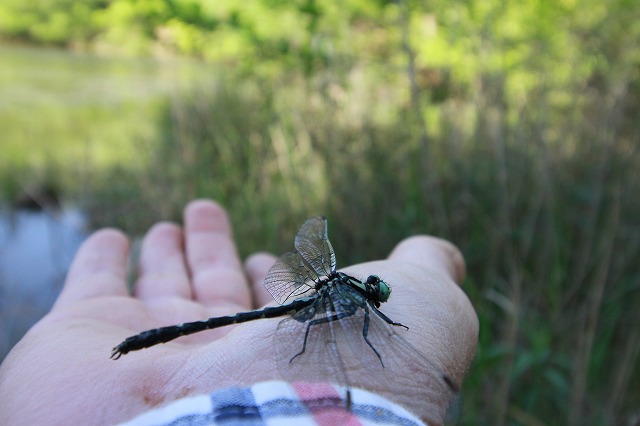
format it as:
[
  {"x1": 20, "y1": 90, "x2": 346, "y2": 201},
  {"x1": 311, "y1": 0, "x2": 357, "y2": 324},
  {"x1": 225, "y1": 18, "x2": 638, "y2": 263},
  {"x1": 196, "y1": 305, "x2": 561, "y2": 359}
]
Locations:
[
  {"x1": 275, "y1": 296, "x2": 354, "y2": 417},
  {"x1": 274, "y1": 294, "x2": 351, "y2": 389},
  {"x1": 264, "y1": 252, "x2": 318, "y2": 305},
  {"x1": 274, "y1": 285, "x2": 458, "y2": 416},
  {"x1": 294, "y1": 216, "x2": 336, "y2": 278}
]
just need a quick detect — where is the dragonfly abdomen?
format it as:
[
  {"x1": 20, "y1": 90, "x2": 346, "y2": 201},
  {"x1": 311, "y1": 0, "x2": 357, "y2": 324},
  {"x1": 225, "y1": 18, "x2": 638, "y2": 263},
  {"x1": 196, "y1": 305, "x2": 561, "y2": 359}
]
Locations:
[{"x1": 111, "y1": 298, "x2": 315, "y2": 359}]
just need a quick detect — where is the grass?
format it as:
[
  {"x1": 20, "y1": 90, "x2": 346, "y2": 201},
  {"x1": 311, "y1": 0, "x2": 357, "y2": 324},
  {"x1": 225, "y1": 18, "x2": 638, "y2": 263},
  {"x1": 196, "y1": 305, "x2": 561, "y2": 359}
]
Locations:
[
  {"x1": 0, "y1": 44, "x2": 215, "y2": 201},
  {"x1": 2, "y1": 43, "x2": 640, "y2": 425}
]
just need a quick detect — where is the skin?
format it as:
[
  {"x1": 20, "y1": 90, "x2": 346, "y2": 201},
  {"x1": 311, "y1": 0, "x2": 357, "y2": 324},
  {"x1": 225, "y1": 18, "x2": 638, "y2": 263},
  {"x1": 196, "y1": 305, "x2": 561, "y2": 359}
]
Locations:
[{"x1": 0, "y1": 200, "x2": 478, "y2": 426}]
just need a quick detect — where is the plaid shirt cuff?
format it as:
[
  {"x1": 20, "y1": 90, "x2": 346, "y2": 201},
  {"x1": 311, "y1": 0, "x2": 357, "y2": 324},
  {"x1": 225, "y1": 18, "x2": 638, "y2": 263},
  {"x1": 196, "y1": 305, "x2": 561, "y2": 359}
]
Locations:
[{"x1": 118, "y1": 381, "x2": 427, "y2": 426}]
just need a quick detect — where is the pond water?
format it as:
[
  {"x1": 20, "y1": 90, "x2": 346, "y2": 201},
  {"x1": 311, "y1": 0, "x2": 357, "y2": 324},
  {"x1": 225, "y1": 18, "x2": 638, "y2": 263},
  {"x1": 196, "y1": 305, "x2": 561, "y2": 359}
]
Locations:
[{"x1": 0, "y1": 206, "x2": 87, "y2": 361}]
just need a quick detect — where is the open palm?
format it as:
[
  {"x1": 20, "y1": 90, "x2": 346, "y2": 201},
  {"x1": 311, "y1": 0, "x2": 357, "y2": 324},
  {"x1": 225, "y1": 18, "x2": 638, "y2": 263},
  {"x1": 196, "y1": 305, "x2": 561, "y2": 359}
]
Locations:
[{"x1": 0, "y1": 200, "x2": 477, "y2": 426}]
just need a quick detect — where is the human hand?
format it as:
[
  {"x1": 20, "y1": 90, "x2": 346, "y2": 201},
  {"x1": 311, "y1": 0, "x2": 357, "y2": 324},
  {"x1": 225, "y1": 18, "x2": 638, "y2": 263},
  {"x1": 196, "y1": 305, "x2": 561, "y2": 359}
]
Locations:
[{"x1": 0, "y1": 200, "x2": 477, "y2": 425}]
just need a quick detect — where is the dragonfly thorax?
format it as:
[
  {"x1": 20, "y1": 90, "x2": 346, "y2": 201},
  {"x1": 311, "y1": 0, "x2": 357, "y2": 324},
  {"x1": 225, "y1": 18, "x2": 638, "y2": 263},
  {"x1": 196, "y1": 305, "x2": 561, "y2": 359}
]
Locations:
[{"x1": 335, "y1": 272, "x2": 392, "y2": 308}]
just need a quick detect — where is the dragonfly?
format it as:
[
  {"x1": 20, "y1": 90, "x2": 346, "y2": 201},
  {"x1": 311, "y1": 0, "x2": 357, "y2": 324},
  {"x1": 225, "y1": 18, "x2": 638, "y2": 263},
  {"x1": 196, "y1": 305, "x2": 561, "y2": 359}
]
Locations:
[{"x1": 111, "y1": 216, "x2": 458, "y2": 410}]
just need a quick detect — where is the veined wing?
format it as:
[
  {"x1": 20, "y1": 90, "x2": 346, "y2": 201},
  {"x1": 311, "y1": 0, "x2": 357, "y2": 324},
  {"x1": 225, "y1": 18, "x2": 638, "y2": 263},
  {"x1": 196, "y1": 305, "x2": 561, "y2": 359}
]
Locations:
[
  {"x1": 275, "y1": 283, "x2": 458, "y2": 417},
  {"x1": 264, "y1": 252, "x2": 318, "y2": 305},
  {"x1": 274, "y1": 288, "x2": 353, "y2": 396},
  {"x1": 294, "y1": 216, "x2": 336, "y2": 278}
]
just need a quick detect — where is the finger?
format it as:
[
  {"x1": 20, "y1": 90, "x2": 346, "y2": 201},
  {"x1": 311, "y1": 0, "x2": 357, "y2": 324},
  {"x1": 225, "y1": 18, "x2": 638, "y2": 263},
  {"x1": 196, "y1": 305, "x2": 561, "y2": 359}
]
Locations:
[
  {"x1": 53, "y1": 229, "x2": 130, "y2": 309},
  {"x1": 388, "y1": 236, "x2": 466, "y2": 284},
  {"x1": 383, "y1": 236, "x2": 477, "y2": 403},
  {"x1": 135, "y1": 222, "x2": 191, "y2": 300},
  {"x1": 183, "y1": 200, "x2": 249, "y2": 307},
  {"x1": 244, "y1": 252, "x2": 278, "y2": 307}
]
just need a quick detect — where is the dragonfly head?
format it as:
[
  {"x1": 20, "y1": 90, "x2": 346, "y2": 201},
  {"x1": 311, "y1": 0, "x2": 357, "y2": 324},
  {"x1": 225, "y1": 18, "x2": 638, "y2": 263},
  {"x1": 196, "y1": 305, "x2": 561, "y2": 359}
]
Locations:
[{"x1": 365, "y1": 275, "x2": 391, "y2": 305}]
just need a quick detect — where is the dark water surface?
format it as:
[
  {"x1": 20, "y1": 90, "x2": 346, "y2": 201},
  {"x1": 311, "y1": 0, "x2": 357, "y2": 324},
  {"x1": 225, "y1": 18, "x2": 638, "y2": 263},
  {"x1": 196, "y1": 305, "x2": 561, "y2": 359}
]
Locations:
[{"x1": 0, "y1": 206, "x2": 87, "y2": 361}]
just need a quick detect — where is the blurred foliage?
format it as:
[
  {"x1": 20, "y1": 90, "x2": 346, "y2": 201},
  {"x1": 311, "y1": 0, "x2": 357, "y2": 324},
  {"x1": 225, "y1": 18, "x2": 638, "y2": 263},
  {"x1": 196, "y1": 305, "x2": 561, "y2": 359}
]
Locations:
[
  {"x1": 1, "y1": 0, "x2": 637, "y2": 84},
  {"x1": 2, "y1": 0, "x2": 640, "y2": 424}
]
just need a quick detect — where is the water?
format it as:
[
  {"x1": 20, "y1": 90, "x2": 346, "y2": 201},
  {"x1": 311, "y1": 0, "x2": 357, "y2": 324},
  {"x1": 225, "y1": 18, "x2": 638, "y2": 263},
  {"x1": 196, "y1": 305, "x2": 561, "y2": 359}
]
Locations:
[{"x1": 0, "y1": 206, "x2": 87, "y2": 361}]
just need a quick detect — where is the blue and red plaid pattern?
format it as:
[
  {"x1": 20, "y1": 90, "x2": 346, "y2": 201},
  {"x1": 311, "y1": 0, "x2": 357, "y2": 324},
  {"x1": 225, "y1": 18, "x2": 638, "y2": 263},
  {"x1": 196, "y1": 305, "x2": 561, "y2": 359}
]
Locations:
[{"x1": 118, "y1": 381, "x2": 426, "y2": 426}]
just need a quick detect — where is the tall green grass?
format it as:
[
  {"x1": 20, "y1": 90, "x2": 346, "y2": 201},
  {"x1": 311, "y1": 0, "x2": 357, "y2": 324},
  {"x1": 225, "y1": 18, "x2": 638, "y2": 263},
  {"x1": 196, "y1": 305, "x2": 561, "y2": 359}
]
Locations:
[
  {"x1": 80, "y1": 68, "x2": 640, "y2": 424},
  {"x1": 0, "y1": 44, "x2": 214, "y2": 203},
  {"x1": 3, "y1": 44, "x2": 639, "y2": 424}
]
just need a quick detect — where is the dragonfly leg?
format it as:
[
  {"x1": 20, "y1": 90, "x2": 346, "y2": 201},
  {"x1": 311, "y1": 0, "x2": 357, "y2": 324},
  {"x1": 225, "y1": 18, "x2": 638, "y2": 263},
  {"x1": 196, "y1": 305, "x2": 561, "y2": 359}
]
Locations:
[
  {"x1": 289, "y1": 310, "x2": 356, "y2": 363},
  {"x1": 289, "y1": 318, "x2": 314, "y2": 363},
  {"x1": 361, "y1": 306, "x2": 385, "y2": 367},
  {"x1": 371, "y1": 304, "x2": 409, "y2": 330}
]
